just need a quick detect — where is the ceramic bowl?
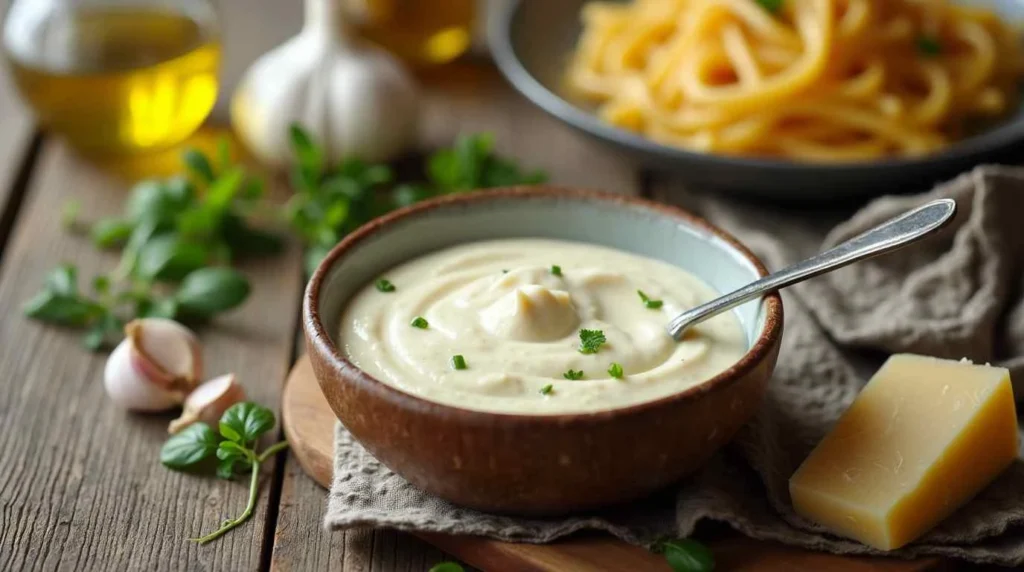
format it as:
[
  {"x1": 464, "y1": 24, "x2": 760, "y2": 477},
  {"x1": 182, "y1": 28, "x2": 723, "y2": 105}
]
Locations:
[
  {"x1": 303, "y1": 187, "x2": 783, "y2": 515},
  {"x1": 489, "y1": 0, "x2": 1024, "y2": 199}
]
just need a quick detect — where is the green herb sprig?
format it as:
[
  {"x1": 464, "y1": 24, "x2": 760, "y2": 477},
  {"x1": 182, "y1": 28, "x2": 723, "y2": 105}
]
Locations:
[
  {"x1": 608, "y1": 363, "x2": 624, "y2": 379},
  {"x1": 288, "y1": 126, "x2": 547, "y2": 275},
  {"x1": 637, "y1": 290, "x2": 663, "y2": 310},
  {"x1": 160, "y1": 402, "x2": 288, "y2": 544},
  {"x1": 563, "y1": 369, "x2": 584, "y2": 380},
  {"x1": 25, "y1": 142, "x2": 269, "y2": 349},
  {"x1": 578, "y1": 329, "x2": 607, "y2": 355}
]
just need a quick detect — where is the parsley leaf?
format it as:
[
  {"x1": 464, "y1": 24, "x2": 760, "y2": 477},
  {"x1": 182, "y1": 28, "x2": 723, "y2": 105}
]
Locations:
[
  {"x1": 608, "y1": 363, "x2": 624, "y2": 379},
  {"x1": 540, "y1": 384, "x2": 554, "y2": 395},
  {"x1": 637, "y1": 290, "x2": 664, "y2": 309},
  {"x1": 578, "y1": 329, "x2": 607, "y2": 354},
  {"x1": 563, "y1": 369, "x2": 584, "y2": 380},
  {"x1": 410, "y1": 316, "x2": 429, "y2": 328},
  {"x1": 375, "y1": 278, "x2": 396, "y2": 292}
]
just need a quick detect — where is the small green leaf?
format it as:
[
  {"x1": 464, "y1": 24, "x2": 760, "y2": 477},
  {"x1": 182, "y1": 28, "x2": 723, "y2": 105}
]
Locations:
[
  {"x1": 551, "y1": 265, "x2": 562, "y2": 276},
  {"x1": 182, "y1": 148, "x2": 216, "y2": 183},
  {"x1": 562, "y1": 369, "x2": 584, "y2": 380},
  {"x1": 23, "y1": 291, "x2": 102, "y2": 326},
  {"x1": 126, "y1": 180, "x2": 187, "y2": 224},
  {"x1": 608, "y1": 362, "x2": 624, "y2": 379},
  {"x1": 205, "y1": 166, "x2": 245, "y2": 212},
  {"x1": 216, "y1": 458, "x2": 237, "y2": 480},
  {"x1": 175, "y1": 267, "x2": 251, "y2": 317},
  {"x1": 637, "y1": 290, "x2": 664, "y2": 310},
  {"x1": 659, "y1": 539, "x2": 715, "y2": 572},
  {"x1": 450, "y1": 355, "x2": 467, "y2": 370},
  {"x1": 392, "y1": 184, "x2": 433, "y2": 209},
  {"x1": 140, "y1": 297, "x2": 178, "y2": 319},
  {"x1": 90, "y1": 218, "x2": 134, "y2": 248},
  {"x1": 289, "y1": 124, "x2": 323, "y2": 177},
  {"x1": 540, "y1": 384, "x2": 554, "y2": 395},
  {"x1": 91, "y1": 275, "x2": 110, "y2": 295},
  {"x1": 136, "y1": 234, "x2": 208, "y2": 281},
  {"x1": 45, "y1": 265, "x2": 78, "y2": 296},
  {"x1": 410, "y1": 316, "x2": 429, "y2": 329},
  {"x1": 216, "y1": 440, "x2": 249, "y2": 461},
  {"x1": 161, "y1": 423, "x2": 220, "y2": 469},
  {"x1": 375, "y1": 278, "x2": 395, "y2": 293},
  {"x1": 428, "y1": 563, "x2": 465, "y2": 572},
  {"x1": 578, "y1": 329, "x2": 607, "y2": 355},
  {"x1": 219, "y1": 402, "x2": 276, "y2": 444}
]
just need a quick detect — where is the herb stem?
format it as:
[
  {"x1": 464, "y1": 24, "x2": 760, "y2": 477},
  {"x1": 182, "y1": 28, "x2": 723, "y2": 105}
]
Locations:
[
  {"x1": 257, "y1": 441, "x2": 289, "y2": 463},
  {"x1": 192, "y1": 458, "x2": 261, "y2": 544}
]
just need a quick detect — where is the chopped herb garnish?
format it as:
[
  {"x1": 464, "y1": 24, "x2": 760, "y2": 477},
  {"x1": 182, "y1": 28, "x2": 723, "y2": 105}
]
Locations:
[
  {"x1": 551, "y1": 265, "x2": 562, "y2": 276},
  {"x1": 502, "y1": 269, "x2": 509, "y2": 273},
  {"x1": 410, "y1": 316, "x2": 428, "y2": 329},
  {"x1": 637, "y1": 290, "x2": 663, "y2": 309},
  {"x1": 756, "y1": 0, "x2": 783, "y2": 14},
  {"x1": 563, "y1": 369, "x2": 584, "y2": 380},
  {"x1": 608, "y1": 363, "x2": 624, "y2": 379},
  {"x1": 451, "y1": 354, "x2": 467, "y2": 370},
  {"x1": 578, "y1": 329, "x2": 607, "y2": 354},
  {"x1": 917, "y1": 36, "x2": 942, "y2": 57},
  {"x1": 375, "y1": 278, "x2": 395, "y2": 292},
  {"x1": 540, "y1": 384, "x2": 554, "y2": 395}
]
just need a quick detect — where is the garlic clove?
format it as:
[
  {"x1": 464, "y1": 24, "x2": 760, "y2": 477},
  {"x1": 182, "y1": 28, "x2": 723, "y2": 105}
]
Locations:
[
  {"x1": 104, "y1": 338, "x2": 183, "y2": 412},
  {"x1": 168, "y1": 373, "x2": 245, "y2": 434},
  {"x1": 125, "y1": 318, "x2": 203, "y2": 393}
]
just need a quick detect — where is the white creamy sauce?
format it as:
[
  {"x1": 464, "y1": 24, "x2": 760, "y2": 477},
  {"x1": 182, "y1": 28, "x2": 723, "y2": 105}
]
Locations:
[{"x1": 339, "y1": 239, "x2": 748, "y2": 414}]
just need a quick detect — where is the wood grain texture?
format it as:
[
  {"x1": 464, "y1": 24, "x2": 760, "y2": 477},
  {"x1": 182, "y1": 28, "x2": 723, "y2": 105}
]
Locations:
[{"x1": 0, "y1": 142, "x2": 303, "y2": 570}]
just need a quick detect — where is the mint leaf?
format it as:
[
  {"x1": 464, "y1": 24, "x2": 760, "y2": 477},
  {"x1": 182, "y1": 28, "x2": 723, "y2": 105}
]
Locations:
[
  {"x1": 219, "y1": 402, "x2": 276, "y2": 444},
  {"x1": 161, "y1": 423, "x2": 219, "y2": 469},
  {"x1": 175, "y1": 267, "x2": 250, "y2": 317}
]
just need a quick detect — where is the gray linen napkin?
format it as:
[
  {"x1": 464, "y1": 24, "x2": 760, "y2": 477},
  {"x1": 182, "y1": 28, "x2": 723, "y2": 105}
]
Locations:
[{"x1": 325, "y1": 165, "x2": 1024, "y2": 566}]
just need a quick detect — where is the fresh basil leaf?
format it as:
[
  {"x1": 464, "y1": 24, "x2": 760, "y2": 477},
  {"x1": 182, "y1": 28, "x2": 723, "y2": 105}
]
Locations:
[
  {"x1": 660, "y1": 539, "x2": 715, "y2": 572},
  {"x1": 219, "y1": 402, "x2": 276, "y2": 444},
  {"x1": 23, "y1": 291, "x2": 102, "y2": 326},
  {"x1": 136, "y1": 234, "x2": 208, "y2": 281},
  {"x1": 428, "y1": 563, "x2": 465, "y2": 572},
  {"x1": 175, "y1": 267, "x2": 251, "y2": 317},
  {"x1": 45, "y1": 265, "x2": 78, "y2": 296},
  {"x1": 392, "y1": 184, "x2": 433, "y2": 209},
  {"x1": 182, "y1": 148, "x2": 216, "y2": 183},
  {"x1": 289, "y1": 124, "x2": 323, "y2": 177},
  {"x1": 205, "y1": 166, "x2": 245, "y2": 212},
  {"x1": 90, "y1": 218, "x2": 134, "y2": 248},
  {"x1": 427, "y1": 148, "x2": 460, "y2": 190},
  {"x1": 221, "y1": 214, "x2": 284, "y2": 258},
  {"x1": 216, "y1": 458, "x2": 237, "y2": 480},
  {"x1": 216, "y1": 440, "x2": 249, "y2": 461},
  {"x1": 140, "y1": 297, "x2": 178, "y2": 319},
  {"x1": 126, "y1": 180, "x2": 185, "y2": 224},
  {"x1": 161, "y1": 423, "x2": 220, "y2": 469},
  {"x1": 92, "y1": 274, "x2": 110, "y2": 295}
]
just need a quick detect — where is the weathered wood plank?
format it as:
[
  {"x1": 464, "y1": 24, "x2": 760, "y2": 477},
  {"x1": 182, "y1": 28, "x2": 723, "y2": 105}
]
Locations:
[
  {"x1": 0, "y1": 142, "x2": 303, "y2": 570},
  {"x1": 269, "y1": 61, "x2": 642, "y2": 572}
]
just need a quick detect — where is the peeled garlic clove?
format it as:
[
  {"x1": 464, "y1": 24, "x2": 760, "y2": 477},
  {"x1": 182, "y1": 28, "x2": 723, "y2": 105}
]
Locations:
[
  {"x1": 103, "y1": 318, "x2": 203, "y2": 412},
  {"x1": 168, "y1": 373, "x2": 245, "y2": 434},
  {"x1": 125, "y1": 318, "x2": 203, "y2": 393}
]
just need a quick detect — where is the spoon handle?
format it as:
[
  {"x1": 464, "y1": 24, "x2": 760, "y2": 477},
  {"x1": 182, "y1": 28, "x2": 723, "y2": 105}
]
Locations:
[{"x1": 666, "y1": 198, "x2": 957, "y2": 340}]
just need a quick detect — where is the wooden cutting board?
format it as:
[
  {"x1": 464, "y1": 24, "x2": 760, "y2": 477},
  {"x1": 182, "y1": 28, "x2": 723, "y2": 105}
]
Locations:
[{"x1": 282, "y1": 356, "x2": 946, "y2": 572}]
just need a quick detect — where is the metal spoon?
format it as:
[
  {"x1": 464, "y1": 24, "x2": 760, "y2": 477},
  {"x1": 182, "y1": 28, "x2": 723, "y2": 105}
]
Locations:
[{"x1": 666, "y1": 198, "x2": 957, "y2": 340}]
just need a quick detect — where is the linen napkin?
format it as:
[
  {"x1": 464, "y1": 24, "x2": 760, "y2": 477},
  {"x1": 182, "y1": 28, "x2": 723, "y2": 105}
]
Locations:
[{"x1": 325, "y1": 165, "x2": 1024, "y2": 566}]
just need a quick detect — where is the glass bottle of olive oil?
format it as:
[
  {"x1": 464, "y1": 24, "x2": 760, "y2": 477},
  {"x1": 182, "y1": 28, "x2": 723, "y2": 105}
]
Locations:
[
  {"x1": 341, "y1": 0, "x2": 475, "y2": 66},
  {"x1": 2, "y1": 0, "x2": 220, "y2": 156}
]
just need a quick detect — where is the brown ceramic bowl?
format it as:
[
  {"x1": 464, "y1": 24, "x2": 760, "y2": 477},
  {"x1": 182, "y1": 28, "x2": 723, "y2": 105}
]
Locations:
[{"x1": 303, "y1": 187, "x2": 783, "y2": 516}]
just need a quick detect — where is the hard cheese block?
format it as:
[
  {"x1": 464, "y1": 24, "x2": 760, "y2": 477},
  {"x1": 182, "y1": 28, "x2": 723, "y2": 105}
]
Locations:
[{"x1": 789, "y1": 354, "x2": 1018, "y2": 550}]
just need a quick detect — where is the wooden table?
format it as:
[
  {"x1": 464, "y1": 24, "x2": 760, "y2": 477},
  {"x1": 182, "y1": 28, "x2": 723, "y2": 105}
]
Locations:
[{"x1": 0, "y1": 1, "x2": 646, "y2": 569}]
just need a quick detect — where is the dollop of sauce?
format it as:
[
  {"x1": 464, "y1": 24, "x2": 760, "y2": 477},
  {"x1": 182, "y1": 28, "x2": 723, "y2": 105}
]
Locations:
[{"x1": 340, "y1": 239, "x2": 748, "y2": 414}]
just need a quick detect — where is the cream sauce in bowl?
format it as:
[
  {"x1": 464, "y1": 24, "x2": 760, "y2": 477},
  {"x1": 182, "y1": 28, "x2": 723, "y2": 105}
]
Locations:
[{"x1": 339, "y1": 238, "x2": 747, "y2": 414}]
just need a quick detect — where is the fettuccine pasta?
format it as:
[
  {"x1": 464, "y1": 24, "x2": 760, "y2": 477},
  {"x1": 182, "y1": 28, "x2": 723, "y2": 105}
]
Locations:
[{"x1": 566, "y1": 0, "x2": 1023, "y2": 161}]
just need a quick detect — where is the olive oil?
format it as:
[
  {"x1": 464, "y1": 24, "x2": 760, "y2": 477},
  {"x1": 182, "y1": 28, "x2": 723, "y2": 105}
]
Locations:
[
  {"x1": 342, "y1": 0, "x2": 474, "y2": 66},
  {"x1": 3, "y1": 8, "x2": 220, "y2": 156}
]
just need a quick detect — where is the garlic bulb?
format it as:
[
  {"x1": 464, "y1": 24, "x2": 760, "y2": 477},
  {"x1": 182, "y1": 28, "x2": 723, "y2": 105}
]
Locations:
[
  {"x1": 231, "y1": 0, "x2": 420, "y2": 167},
  {"x1": 103, "y1": 318, "x2": 203, "y2": 411},
  {"x1": 168, "y1": 373, "x2": 245, "y2": 434}
]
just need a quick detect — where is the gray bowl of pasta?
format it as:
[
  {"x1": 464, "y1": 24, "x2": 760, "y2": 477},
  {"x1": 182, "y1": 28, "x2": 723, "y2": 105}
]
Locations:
[{"x1": 489, "y1": 0, "x2": 1024, "y2": 199}]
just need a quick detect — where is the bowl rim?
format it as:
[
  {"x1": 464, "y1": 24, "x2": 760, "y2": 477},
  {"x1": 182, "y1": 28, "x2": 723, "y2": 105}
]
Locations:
[
  {"x1": 303, "y1": 186, "x2": 784, "y2": 426},
  {"x1": 488, "y1": 0, "x2": 1024, "y2": 175}
]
